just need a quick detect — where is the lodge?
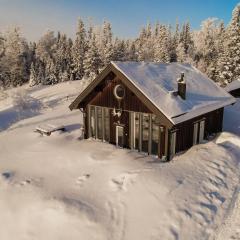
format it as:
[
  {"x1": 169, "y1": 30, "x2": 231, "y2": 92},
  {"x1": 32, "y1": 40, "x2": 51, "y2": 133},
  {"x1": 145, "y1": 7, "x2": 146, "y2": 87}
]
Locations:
[{"x1": 69, "y1": 62, "x2": 235, "y2": 160}]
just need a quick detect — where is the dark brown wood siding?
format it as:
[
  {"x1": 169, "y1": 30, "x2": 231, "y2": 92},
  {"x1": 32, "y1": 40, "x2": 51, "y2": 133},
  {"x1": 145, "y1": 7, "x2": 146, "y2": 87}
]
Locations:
[
  {"x1": 84, "y1": 77, "x2": 153, "y2": 149},
  {"x1": 229, "y1": 89, "x2": 240, "y2": 98},
  {"x1": 88, "y1": 78, "x2": 152, "y2": 113},
  {"x1": 173, "y1": 108, "x2": 224, "y2": 154}
]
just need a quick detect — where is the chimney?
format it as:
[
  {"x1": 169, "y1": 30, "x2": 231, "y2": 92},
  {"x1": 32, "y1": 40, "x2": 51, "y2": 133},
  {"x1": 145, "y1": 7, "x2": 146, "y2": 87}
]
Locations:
[{"x1": 177, "y1": 72, "x2": 186, "y2": 100}]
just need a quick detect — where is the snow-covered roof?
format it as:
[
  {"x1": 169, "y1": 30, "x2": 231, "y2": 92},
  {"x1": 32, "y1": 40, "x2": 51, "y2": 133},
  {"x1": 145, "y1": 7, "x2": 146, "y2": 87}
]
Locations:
[
  {"x1": 112, "y1": 61, "x2": 235, "y2": 124},
  {"x1": 224, "y1": 79, "x2": 240, "y2": 92}
]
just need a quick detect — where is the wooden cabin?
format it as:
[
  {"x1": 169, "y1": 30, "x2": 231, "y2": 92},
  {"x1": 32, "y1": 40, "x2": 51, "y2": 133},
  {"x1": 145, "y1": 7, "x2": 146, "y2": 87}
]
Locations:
[
  {"x1": 69, "y1": 62, "x2": 235, "y2": 160},
  {"x1": 224, "y1": 79, "x2": 240, "y2": 97}
]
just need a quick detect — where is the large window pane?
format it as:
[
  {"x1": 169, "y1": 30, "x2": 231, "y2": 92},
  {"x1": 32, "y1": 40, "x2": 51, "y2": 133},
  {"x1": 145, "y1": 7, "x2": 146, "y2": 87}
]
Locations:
[
  {"x1": 142, "y1": 113, "x2": 149, "y2": 153},
  {"x1": 134, "y1": 113, "x2": 140, "y2": 150},
  {"x1": 104, "y1": 108, "x2": 110, "y2": 142},
  {"x1": 90, "y1": 106, "x2": 96, "y2": 138},
  {"x1": 97, "y1": 107, "x2": 103, "y2": 139},
  {"x1": 151, "y1": 115, "x2": 160, "y2": 155}
]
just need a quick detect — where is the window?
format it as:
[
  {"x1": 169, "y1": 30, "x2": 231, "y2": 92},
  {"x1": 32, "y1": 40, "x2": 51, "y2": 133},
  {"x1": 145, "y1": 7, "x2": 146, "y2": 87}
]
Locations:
[
  {"x1": 141, "y1": 113, "x2": 149, "y2": 153},
  {"x1": 151, "y1": 115, "x2": 160, "y2": 155},
  {"x1": 104, "y1": 108, "x2": 110, "y2": 142},
  {"x1": 134, "y1": 113, "x2": 140, "y2": 150},
  {"x1": 90, "y1": 106, "x2": 96, "y2": 138},
  {"x1": 97, "y1": 107, "x2": 103, "y2": 139}
]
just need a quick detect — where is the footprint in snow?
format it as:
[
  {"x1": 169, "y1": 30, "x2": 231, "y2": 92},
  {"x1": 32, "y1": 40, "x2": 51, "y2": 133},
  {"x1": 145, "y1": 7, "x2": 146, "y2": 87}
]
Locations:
[
  {"x1": 1, "y1": 171, "x2": 14, "y2": 180},
  {"x1": 19, "y1": 179, "x2": 32, "y2": 186},
  {"x1": 76, "y1": 174, "x2": 90, "y2": 186},
  {"x1": 110, "y1": 172, "x2": 138, "y2": 192}
]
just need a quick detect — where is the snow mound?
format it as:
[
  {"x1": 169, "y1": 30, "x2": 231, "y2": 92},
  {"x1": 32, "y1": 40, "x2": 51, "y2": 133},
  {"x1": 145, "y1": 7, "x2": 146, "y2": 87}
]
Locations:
[{"x1": 0, "y1": 82, "x2": 239, "y2": 240}]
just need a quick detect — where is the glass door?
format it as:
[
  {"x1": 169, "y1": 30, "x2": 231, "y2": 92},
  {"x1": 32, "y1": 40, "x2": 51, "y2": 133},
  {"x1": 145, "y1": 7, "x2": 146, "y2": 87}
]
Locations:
[
  {"x1": 193, "y1": 122, "x2": 199, "y2": 145},
  {"x1": 199, "y1": 120, "x2": 205, "y2": 143},
  {"x1": 116, "y1": 126, "x2": 124, "y2": 148}
]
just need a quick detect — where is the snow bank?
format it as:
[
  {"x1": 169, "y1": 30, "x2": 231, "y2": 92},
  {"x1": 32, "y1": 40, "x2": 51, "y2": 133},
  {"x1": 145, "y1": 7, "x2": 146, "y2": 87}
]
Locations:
[{"x1": 0, "y1": 82, "x2": 239, "y2": 240}]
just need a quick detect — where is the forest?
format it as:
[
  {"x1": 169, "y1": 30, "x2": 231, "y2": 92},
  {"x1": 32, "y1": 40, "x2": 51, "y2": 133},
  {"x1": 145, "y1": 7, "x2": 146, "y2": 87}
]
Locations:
[{"x1": 0, "y1": 4, "x2": 239, "y2": 89}]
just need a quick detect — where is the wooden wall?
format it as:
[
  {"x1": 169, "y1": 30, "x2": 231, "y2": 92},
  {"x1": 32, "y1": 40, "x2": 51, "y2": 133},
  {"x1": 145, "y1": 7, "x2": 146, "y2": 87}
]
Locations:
[
  {"x1": 83, "y1": 75, "x2": 153, "y2": 149},
  {"x1": 88, "y1": 76, "x2": 152, "y2": 113},
  {"x1": 172, "y1": 108, "x2": 224, "y2": 154},
  {"x1": 229, "y1": 89, "x2": 240, "y2": 98}
]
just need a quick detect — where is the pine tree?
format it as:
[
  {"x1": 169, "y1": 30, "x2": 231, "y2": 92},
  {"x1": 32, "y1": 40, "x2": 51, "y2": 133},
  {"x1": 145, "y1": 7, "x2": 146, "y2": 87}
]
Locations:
[
  {"x1": 125, "y1": 40, "x2": 138, "y2": 61},
  {"x1": 0, "y1": 34, "x2": 5, "y2": 88},
  {"x1": 154, "y1": 24, "x2": 170, "y2": 62},
  {"x1": 178, "y1": 22, "x2": 194, "y2": 62},
  {"x1": 193, "y1": 18, "x2": 220, "y2": 79},
  {"x1": 72, "y1": 18, "x2": 87, "y2": 80},
  {"x1": 36, "y1": 61, "x2": 45, "y2": 84},
  {"x1": 113, "y1": 38, "x2": 126, "y2": 61},
  {"x1": 170, "y1": 20, "x2": 179, "y2": 62},
  {"x1": 136, "y1": 24, "x2": 154, "y2": 61},
  {"x1": 100, "y1": 21, "x2": 114, "y2": 66},
  {"x1": 83, "y1": 32, "x2": 102, "y2": 79},
  {"x1": 54, "y1": 32, "x2": 70, "y2": 82},
  {"x1": 176, "y1": 42, "x2": 187, "y2": 62},
  {"x1": 29, "y1": 63, "x2": 38, "y2": 87},
  {"x1": 217, "y1": 4, "x2": 240, "y2": 84},
  {"x1": 2, "y1": 27, "x2": 30, "y2": 87}
]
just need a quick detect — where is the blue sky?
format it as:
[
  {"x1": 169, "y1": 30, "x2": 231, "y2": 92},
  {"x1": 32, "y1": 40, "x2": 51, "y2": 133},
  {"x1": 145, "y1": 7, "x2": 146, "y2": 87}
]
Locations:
[{"x1": 0, "y1": 0, "x2": 239, "y2": 41}]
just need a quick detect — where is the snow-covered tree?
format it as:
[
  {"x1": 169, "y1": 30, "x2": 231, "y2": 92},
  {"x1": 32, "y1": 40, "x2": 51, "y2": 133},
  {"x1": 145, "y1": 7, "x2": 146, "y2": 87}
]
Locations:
[
  {"x1": 217, "y1": 4, "x2": 240, "y2": 84},
  {"x1": 125, "y1": 40, "x2": 138, "y2": 61},
  {"x1": 136, "y1": 24, "x2": 154, "y2": 61},
  {"x1": 72, "y1": 18, "x2": 87, "y2": 80},
  {"x1": 54, "y1": 32, "x2": 71, "y2": 82},
  {"x1": 83, "y1": 32, "x2": 102, "y2": 79},
  {"x1": 177, "y1": 22, "x2": 194, "y2": 63},
  {"x1": 176, "y1": 42, "x2": 187, "y2": 62},
  {"x1": 154, "y1": 24, "x2": 170, "y2": 62},
  {"x1": 29, "y1": 63, "x2": 38, "y2": 87},
  {"x1": 169, "y1": 21, "x2": 179, "y2": 62},
  {"x1": 113, "y1": 38, "x2": 126, "y2": 61},
  {"x1": 36, "y1": 30, "x2": 56, "y2": 63},
  {"x1": 35, "y1": 30, "x2": 57, "y2": 84},
  {"x1": 99, "y1": 21, "x2": 114, "y2": 66},
  {"x1": 193, "y1": 18, "x2": 221, "y2": 79},
  {"x1": 2, "y1": 27, "x2": 30, "y2": 87}
]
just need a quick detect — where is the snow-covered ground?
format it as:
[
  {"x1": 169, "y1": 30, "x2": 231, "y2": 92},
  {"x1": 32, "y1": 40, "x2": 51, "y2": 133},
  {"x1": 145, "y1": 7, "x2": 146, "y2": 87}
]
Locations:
[{"x1": 0, "y1": 81, "x2": 240, "y2": 240}]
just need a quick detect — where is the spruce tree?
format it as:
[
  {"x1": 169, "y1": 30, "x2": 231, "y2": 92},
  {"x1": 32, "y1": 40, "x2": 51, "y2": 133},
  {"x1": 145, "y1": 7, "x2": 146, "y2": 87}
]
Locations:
[
  {"x1": 100, "y1": 21, "x2": 114, "y2": 66},
  {"x1": 72, "y1": 18, "x2": 87, "y2": 80},
  {"x1": 84, "y1": 33, "x2": 102, "y2": 79},
  {"x1": 29, "y1": 63, "x2": 38, "y2": 87},
  {"x1": 3, "y1": 27, "x2": 30, "y2": 87},
  {"x1": 217, "y1": 4, "x2": 240, "y2": 84}
]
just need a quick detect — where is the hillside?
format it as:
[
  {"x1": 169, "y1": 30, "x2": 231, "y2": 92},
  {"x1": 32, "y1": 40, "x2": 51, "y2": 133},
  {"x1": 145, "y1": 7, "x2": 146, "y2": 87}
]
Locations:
[{"x1": 0, "y1": 81, "x2": 239, "y2": 240}]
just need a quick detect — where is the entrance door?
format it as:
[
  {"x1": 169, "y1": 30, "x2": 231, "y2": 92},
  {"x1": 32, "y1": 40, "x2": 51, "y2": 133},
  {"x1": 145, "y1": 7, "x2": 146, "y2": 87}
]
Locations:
[{"x1": 116, "y1": 126, "x2": 124, "y2": 148}]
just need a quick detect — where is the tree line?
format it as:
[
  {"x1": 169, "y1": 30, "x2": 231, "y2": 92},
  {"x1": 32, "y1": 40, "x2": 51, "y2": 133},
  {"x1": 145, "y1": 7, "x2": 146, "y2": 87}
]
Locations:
[{"x1": 0, "y1": 4, "x2": 239, "y2": 89}]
